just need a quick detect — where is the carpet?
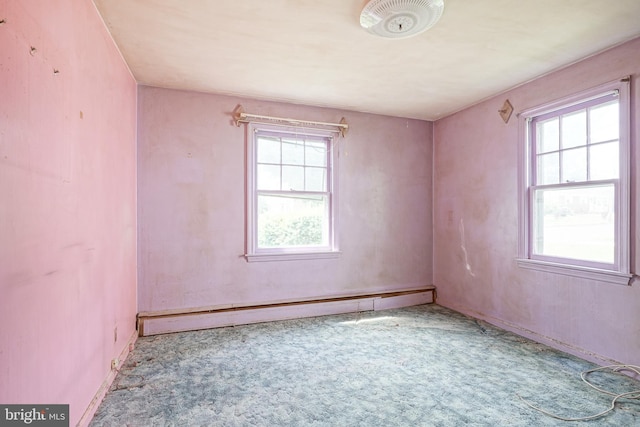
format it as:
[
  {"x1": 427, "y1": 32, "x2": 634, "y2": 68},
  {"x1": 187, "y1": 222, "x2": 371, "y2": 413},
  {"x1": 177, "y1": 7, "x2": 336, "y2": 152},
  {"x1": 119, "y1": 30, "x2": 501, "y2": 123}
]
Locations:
[{"x1": 90, "y1": 304, "x2": 639, "y2": 426}]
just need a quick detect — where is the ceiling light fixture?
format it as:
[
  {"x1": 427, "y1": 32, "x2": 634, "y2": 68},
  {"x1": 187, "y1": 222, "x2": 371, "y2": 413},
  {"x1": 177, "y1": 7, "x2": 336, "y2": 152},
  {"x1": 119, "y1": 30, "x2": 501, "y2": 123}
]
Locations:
[{"x1": 360, "y1": 0, "x2": 444, "y2": 39}]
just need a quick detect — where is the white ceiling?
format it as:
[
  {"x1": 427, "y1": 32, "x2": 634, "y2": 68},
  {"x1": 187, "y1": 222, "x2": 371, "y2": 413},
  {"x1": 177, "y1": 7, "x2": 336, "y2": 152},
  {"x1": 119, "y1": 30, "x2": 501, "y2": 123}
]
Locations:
[{"x1": 93, "y1": 0, "x2": 640, "y2": 120}]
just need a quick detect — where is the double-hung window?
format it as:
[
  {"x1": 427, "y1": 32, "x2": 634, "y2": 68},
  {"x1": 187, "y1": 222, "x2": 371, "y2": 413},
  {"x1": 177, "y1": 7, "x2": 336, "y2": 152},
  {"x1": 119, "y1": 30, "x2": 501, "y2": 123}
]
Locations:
[
  {"x1": 517, "y1": 78, "x2": 631, "y2": 284},
  {"x1": 245, "y1": 125, "x2": 339, "y2": 261}
]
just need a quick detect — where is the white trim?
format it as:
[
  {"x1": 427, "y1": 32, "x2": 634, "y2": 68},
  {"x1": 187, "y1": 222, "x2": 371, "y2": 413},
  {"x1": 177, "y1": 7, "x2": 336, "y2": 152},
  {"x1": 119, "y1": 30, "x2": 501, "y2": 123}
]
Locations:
[
  {"x1": 245, "y1": 123, "x2": 340, "y2": 260},
  {"x1": 517, "y1": 77, "x2": 631, "y2": 283},
  {"x1": 515, "y1": 258, "x2": 632, "y2": 285},
  {"x1": 617, "y1": 78, "x2": 631, "y2": 274},
  {"x1": 245, "y1": 250, "x2": 341, "y2": 262},
  {"x1": 516, "y1": 114, "x2": 530, "y2": 261},
  {"x1": 246, "y1": 124, "x2": 258, "y2": 256},
  {"x1": 518, "y1": 79, "x2": 625, "y2": 117}
]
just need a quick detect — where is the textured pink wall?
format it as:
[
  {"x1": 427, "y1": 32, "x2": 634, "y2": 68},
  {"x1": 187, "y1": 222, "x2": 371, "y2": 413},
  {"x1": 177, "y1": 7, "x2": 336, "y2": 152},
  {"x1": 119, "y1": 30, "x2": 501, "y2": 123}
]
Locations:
[
  {"x1": 434, "y1": 37, "x2": 640, "y2": 366},
  {"x1": 0, "y1": 1, "x2": 137, "y2": 425},
  {"x1": 137, "y1": 86, "x2": 433, "y2": 313}
]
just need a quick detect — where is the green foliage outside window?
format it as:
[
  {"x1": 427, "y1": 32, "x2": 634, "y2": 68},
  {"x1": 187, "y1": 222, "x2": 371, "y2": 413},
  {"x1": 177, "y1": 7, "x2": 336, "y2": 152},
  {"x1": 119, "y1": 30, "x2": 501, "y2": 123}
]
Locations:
[{"x1": 258, "y1": 214, "x2": 323, "y2": 247}]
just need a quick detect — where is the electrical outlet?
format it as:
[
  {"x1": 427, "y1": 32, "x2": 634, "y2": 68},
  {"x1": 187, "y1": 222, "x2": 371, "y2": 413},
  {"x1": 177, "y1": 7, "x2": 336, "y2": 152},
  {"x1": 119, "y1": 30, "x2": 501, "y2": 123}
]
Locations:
[{"x1": 111, "y1": 358, "x2": 119, "y2": 370}]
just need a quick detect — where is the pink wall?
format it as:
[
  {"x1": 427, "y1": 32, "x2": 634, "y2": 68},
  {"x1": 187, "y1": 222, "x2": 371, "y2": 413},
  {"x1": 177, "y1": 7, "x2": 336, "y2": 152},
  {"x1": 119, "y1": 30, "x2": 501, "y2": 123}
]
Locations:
[
  {"x1": 433, "y1": 37, "x2": 640, "y2": 366},
  {"x1": 3, "y1": 0, "x2": 636, "y2": 421},
  {"x1": 0, "y1": 1, "x2": 137, "y2": 425},
  {"x1": 137, "y1": 86, "x2": 433, "y2": 313}
]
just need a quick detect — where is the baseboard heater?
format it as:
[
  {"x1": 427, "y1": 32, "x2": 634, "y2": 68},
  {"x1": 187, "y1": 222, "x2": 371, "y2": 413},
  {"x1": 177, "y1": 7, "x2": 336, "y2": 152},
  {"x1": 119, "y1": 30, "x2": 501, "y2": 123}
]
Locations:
[{"x1": 137, "y1": 286, "x2": 436, "y2": 336}]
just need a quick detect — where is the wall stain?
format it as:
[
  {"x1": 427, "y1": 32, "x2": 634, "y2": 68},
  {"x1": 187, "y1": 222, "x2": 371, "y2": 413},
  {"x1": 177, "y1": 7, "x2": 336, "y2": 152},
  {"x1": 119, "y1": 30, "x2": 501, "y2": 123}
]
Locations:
[{"x1": 459, "y1": 218, "x2": 476, "y2": 277}]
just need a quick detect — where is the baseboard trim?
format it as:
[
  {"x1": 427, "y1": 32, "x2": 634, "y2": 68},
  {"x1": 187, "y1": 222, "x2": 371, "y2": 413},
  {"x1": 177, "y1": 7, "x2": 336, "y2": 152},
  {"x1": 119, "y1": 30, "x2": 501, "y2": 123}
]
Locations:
[
  {"x1": 437, "y1": 300, "x2": 623, "y2": 367},
  {"x1": 78, "y1": 330, "x2": 138, "y2": 427},
  {"x1": 138, "y1": 286, "x2": 436, "y2": 336}
]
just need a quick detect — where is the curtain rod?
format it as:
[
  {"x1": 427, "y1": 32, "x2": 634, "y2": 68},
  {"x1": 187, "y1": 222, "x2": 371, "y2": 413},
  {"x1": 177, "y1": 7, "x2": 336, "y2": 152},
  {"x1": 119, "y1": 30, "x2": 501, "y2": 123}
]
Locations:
[{"x1": 233, "y1": 105, "x2": 348, "y2": 137}]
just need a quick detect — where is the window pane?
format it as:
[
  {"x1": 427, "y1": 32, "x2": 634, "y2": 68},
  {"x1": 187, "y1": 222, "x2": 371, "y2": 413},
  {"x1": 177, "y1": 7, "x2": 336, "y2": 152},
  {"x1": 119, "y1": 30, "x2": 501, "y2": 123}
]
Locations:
[
  {"x1": 282, "y1": 138, "x2": 304, "y2": 165},
  {"x1": 537, "y1": 152, "x2": 559, "y2": 185},
  {"x1": 533, "y1": 185, "x2": 614, "y2": 264},
  {"x1": 257, "y1": 164, "x2": 281, "y2": 190},
  {"x1": 257, "y1": 137, "x2": 281, "y2": 164},
  {"x1": 536, "y1": 118, "x2": 559, "y2": 153},
  {"x1": 561, "y1": 110, "x2": 586, "y2": 149},
  {"x1": 306, "y1": 140, "x2": 328, "y2": 167},
  {"x1": 590, "y1": 142, "x2": 619, "y2": 180},
  {"x1": 306, "y1": 167, "x2": 327, "y2": 192},
  {"x1": 282, "y1": 165, "x2": 304, "y2": 191},
  {"x1": 590, "y1": 101, "x2": 618, "y2": 144},
  {"x1": 562, "y1": 147, "x2": 587, "y2": 183},
  {"x1": 257, "y1": 194, "x2": 328, "y2": 248}
]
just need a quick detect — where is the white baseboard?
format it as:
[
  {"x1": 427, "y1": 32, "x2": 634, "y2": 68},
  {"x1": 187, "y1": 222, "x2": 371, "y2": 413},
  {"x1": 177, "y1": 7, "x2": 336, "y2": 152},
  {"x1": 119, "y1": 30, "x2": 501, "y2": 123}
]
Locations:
[{"x1": 139, "y1": 287, "x2": 435, "y2": 336}]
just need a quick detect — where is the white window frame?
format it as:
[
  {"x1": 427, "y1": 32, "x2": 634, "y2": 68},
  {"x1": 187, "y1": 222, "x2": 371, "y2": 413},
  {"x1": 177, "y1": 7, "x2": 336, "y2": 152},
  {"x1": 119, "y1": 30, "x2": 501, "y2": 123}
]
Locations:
[
  {"x1": 516, "y1": 78, "x2": 632, "y2": 285},
  {"x1": 245, "y1": 123, "x2": 340, "y2": 262}
]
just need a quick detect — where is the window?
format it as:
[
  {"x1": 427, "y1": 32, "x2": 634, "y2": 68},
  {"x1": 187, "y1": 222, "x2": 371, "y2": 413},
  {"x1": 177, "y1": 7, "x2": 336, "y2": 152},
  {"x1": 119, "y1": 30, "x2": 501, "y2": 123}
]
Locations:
[
  {"x1": 245, "y1": 124, "x2": 339, "y2": 261},
  {"x1": 517, "y1": 78, "x2": 631, "y2": 284}
]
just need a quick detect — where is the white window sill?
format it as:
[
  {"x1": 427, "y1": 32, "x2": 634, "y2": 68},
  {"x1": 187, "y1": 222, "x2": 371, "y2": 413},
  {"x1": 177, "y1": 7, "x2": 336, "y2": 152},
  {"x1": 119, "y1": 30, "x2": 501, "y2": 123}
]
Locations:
[
  {"x1": 245, "y1": 251, "x2": 342, "y2": 262},
  {"x1": 516, "y1": 258, "x2": 631, "y2": 285}
]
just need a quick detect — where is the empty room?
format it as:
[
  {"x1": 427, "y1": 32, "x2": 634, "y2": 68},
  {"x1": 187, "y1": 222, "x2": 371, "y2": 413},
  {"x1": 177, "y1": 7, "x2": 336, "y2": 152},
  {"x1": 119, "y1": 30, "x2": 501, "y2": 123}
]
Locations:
[{"x1": 2, "y1": 0, "x2": 640, "y2": 425}]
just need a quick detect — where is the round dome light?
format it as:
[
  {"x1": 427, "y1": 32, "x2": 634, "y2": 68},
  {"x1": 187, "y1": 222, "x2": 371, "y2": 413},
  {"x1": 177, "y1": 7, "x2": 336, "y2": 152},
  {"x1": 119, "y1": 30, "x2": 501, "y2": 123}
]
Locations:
[{"x1": 360, "y1": 0, "x2": 445, "y2": 39}]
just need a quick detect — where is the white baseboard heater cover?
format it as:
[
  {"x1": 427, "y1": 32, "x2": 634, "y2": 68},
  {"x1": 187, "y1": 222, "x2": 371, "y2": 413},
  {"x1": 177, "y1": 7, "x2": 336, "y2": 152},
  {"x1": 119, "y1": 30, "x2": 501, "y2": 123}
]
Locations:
[{"x1": 138, "y1": 286, "x2": 436, "y2": 336}]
